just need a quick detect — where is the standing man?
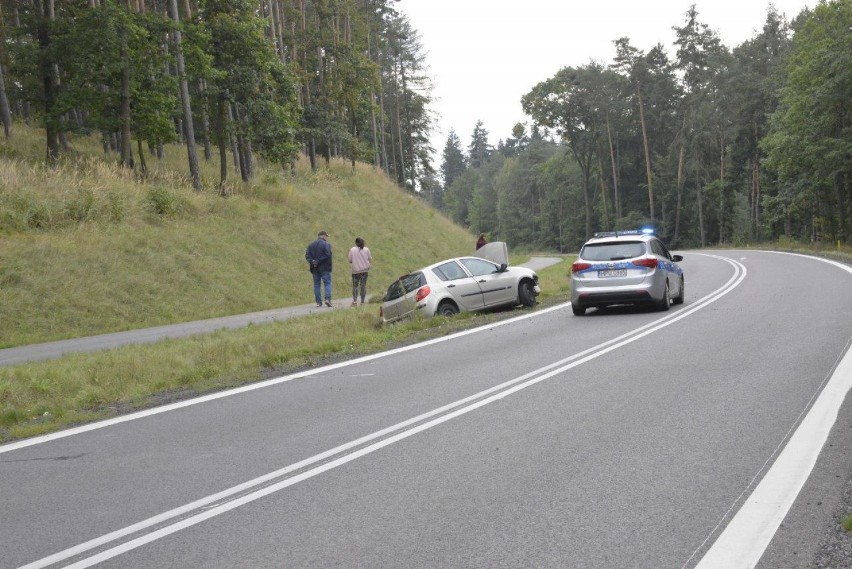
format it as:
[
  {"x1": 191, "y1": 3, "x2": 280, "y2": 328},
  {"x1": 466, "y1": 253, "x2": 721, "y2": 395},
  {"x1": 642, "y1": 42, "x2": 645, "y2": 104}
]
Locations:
[{"x1": 305, "y1": 230, "x2": 333, "y2": 307}]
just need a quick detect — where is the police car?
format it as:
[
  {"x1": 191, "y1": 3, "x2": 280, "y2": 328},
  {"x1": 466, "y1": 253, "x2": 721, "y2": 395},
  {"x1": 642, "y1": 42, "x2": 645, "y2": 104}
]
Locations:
[{"x1": 570, "y1": 229, "x2": 684, "y2": 315}]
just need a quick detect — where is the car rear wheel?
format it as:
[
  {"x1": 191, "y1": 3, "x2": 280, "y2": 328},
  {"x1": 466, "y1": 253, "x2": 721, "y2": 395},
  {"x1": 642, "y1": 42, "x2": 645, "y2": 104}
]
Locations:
[
  {"x1": 436, "y1": 301, "x2": 459, "y2": 317},
  {"x1": 672, "y1": 276, "x2": 685, "y2": 305},
  {"x1": 571, "y1": 303, "x2": 586, "y2": 316},
  {"x1": 518, "y1": 280, "x2": 537, "y2": 307},
  {"x1": 657, "y1": 281, "x2": 671, "y2": 311}
]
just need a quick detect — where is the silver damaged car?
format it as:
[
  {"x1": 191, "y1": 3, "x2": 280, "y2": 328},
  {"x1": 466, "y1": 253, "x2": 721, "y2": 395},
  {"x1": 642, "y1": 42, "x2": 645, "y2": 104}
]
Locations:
[{"x1": 380, "y1": 242, "x2": 540, "y2": 324}]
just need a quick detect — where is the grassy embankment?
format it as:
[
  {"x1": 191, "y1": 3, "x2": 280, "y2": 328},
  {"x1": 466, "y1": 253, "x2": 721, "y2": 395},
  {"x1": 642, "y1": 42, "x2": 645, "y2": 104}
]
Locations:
[{"x1": 0, "y1": 125, "x2": 572, "y2": 442}]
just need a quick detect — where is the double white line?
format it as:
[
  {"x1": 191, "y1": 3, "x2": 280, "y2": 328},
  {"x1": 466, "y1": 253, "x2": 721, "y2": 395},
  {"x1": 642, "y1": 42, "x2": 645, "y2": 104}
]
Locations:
[{"x1": 22, "y1": 255, "x2": 747, "y2": 569}]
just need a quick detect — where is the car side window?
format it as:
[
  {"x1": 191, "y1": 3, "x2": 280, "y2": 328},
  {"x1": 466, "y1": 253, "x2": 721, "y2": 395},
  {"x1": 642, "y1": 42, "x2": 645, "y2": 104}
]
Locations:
[
  {"x1": 384, "y1": 273, "x2": 424, "y2": 300},
  {"x1": 433, "y1": 261, "x2": 467, "y2": 281},
  {"x1": 651, "y1": 240, "x2": 672, "y2": 260},
  {"x1": 460, "y1": 258, "x2": 498, "y2": 277},
  {"x1": 384, "y1": 280, "x2": 405, "y2": 301}
]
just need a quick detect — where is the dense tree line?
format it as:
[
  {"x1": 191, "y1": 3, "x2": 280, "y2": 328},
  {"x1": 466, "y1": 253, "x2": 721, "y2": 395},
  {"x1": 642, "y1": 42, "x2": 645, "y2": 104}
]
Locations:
[
  {"x1": 0, "y1": 0, "x2": 435, "y2": 191},
  {"x1": 1, "y1": 1, "x2": 847, "y2": 250},
  {"x1": 440, "y1": 2, "x2": 850, "y2": 250}
]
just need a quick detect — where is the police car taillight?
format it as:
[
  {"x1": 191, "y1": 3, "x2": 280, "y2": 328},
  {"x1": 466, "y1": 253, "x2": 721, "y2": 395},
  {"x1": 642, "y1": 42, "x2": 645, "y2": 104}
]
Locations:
[
  {"x1": 415, "y1": 285, "x2": 431, "y2": 302},
  {"x1": 632, "y1": 257, "x2": 658, "y2": 269},
  {"x1": 571, "y1": 261, "x2": 591, "y2": 273}
]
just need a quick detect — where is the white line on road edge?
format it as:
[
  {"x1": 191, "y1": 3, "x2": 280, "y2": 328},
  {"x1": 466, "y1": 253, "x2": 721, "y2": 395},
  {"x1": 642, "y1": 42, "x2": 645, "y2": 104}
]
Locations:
[
  {"x1": 693, "y1": 252, "x2": 852, "y2": 569},
  {"x1": 21, "y1": 256, "x2": 747, "y2": 569},
  {"x1": 0, "y1": 303, "x2": 568, "y2": 455}
]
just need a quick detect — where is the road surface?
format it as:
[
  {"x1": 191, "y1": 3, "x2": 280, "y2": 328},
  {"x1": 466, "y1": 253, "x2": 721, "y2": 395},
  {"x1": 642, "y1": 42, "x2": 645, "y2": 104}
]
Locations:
[{"x1": 1, "y1": 251, "x2": 850, "y2": 568}]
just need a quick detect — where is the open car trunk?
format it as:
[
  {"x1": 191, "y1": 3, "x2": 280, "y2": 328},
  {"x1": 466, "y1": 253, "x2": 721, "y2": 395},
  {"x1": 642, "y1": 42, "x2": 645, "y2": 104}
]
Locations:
[{"x1": 476, "y1": 241, "x2": 509, "y2": 266}]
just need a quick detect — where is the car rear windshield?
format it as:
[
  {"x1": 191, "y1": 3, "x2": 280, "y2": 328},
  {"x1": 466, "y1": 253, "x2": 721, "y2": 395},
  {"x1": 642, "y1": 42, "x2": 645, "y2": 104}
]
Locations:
[
  {"x1": 581, "y1": 241, "x2": 645, "y2": 261},
  {"x1": 384, "y1": 272, "x2": 425, "y2": 301}
]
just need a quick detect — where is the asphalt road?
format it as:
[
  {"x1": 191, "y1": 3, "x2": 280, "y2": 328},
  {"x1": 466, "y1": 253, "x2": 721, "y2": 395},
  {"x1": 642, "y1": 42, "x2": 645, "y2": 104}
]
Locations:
[{"x1": 1, "y1": 251, "x2": 851, "y2": 568}]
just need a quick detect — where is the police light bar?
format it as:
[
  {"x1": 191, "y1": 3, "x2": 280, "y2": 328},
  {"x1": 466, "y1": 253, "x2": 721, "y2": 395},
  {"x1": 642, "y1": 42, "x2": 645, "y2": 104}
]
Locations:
[{"x1": 592, "y1": 228, "x2": 654, "y2": 238}]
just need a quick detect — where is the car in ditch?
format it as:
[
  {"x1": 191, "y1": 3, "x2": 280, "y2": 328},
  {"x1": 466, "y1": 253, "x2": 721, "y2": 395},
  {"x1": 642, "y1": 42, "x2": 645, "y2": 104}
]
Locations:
[
  {"x1": 380, "y1": 242, "x2": 541, "y2": 324},
  {"x1": 570, "y1": 229, "x2": 684, "y2": 315}
]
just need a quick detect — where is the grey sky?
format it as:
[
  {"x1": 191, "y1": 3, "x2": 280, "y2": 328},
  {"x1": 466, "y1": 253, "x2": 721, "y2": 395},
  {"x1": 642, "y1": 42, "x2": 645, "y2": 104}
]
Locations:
[{"x1": 399, "y1": 0, "x2": 814, "y2": 156}]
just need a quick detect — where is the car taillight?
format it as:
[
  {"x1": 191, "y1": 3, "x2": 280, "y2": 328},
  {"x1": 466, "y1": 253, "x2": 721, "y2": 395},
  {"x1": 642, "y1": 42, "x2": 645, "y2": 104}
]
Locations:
[
  {"x1": 571, "y1": 261, "x2": 591, "y2": 273},
  {"x1": 415, "y1": 285, "x2": 431, "y2": 302},
  {"x1": 632, "y1": 257, "x2": 658, "y2": 269}
]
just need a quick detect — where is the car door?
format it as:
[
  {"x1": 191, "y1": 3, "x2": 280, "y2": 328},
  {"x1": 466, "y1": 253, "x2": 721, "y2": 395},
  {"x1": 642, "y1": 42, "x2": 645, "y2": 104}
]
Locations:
[
  {"x1": 657, "y1": 240, "x2": 683, "y2": 295},
  {"x1": 459, "y1": 257, "x2": 515, "y2": 307},
  {"x1": 432, "y1": 260, "x2": 485, "y2": 311},
  {"x1": 651, "y1": 239, "x2": 682, "y2": 296}
]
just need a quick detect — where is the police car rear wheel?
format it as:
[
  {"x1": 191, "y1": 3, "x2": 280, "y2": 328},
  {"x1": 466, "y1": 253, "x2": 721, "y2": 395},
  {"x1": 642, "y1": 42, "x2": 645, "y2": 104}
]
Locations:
[
  {"x1": 658, "y1": 281, "x2": 671, "y2": 311},
  {"x1": 673, "y1": 276, "x2": 685, "y2": 305},
  {"x1": 571, "y1": 303, "x2": 586, "y2": 316}
]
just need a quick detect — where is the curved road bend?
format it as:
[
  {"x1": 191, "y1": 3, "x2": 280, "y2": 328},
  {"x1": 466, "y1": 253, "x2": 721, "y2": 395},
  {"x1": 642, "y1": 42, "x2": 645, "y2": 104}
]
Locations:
[{"x1": 2, "y1": 252, "x2": 850, "y2": 568}]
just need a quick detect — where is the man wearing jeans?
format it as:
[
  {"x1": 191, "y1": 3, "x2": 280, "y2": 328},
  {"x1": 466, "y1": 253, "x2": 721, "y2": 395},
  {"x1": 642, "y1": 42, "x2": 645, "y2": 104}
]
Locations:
[{"x1": 305, "y1": 230, "x2": 333, "y2": 307}]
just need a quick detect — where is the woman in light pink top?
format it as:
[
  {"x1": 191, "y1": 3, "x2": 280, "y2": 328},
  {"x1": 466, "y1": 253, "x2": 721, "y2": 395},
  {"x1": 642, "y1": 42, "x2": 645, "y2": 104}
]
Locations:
[{"x1": 347, "y1": 237, "x2": 372, "y2": 306}]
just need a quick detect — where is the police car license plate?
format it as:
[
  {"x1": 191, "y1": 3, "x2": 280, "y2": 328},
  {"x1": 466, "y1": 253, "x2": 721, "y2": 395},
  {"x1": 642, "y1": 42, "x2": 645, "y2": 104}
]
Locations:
[{"x1": 598, "y1": 269, "x2": 627, "y2": 278}]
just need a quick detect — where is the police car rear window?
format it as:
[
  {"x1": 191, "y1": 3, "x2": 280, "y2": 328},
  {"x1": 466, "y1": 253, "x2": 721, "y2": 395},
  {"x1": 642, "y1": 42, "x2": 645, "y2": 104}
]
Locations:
[{"x1": 581, "y1": 242, "x2": 645, "y2": 261}]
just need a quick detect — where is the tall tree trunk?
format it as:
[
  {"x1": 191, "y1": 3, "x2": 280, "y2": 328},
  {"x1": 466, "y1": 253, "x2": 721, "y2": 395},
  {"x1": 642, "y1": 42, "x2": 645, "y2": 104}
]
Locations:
[
  {"x1": 201, "y1": 80, "x2": 212, "y2": 160},
  {"x1": 597, "y1": 155, "x2": 609, "y2": 229},
  {"x1": 0, "y1": 4, "x2": 12, "y2": 139},
  {"x1": 227, "y1": 102, "x2": 242, "y2": 179},
  {"x1": 216, "y1": 93, "x2": 228, "y2": 189},
  {"x1": 119, "y1": 21, "x2": 133, "y2": 168},
  {"x1": 395, "y1": 64, "x2": 405, "y2": 187},
  {"x1": 377, "y1": 50, "x2": 388, "y2": 172},
  {"x1": 167, "y1": 0, "x2": 201, "y2": 190},
  {"x1": 34, "y1": 0, "x2": 59, "y2": 164},
  {"x1": 606, "y1": 112, "x2": 619, "y2": 220},
  {"x1": 718, "y1": 131, "x2": 725, "y2": 243},
  {"x1": 136, "y1": 138, "x2": 147, "y2": 175},
  {"x1": 0, "y1": 63, "x2": 11, "y2": 139},
  {"x1": 697, "y1": 176, "x2": 706, "y2": 247},
  {"x1": 370, "y1": 92, "x2": 379, "y2": 167},
  {"x1": 674, "y1": 144, "x2": 685, "y2": 242},
  {"x1": 582, "y1": 166, "x2": 593, "y2": 240},
  {"x1": 636, "y1": 82, "x2": 654, "y2": 221}
]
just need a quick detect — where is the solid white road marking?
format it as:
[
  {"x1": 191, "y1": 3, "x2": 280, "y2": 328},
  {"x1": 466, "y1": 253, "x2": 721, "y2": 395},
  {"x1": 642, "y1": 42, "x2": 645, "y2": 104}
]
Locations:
[
  {"x1": 693, "y1": 252, "x2": 852, "y2": 568},
  {"x1": 0, "y1": 304, "x2": 567, "y2": 455},
  {"x1": 21, "y1": 255, "x2": 747, "y2": 569}
]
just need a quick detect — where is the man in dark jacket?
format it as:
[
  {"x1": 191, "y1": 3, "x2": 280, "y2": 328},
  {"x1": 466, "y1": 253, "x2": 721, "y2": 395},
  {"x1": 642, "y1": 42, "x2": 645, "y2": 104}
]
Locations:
[{"x1": 305, "y1": 230, "x2": 333, "y2": 307}]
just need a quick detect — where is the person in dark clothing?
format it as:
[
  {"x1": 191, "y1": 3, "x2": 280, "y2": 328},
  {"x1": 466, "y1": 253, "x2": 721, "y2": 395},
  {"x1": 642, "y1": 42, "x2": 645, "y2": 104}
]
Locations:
[
  {"x1": 476, "y1": 233, "x2": 487, "y2": 250},
  {"x1": 305, "y1": 230, "x2": 333, "y2": 307}
]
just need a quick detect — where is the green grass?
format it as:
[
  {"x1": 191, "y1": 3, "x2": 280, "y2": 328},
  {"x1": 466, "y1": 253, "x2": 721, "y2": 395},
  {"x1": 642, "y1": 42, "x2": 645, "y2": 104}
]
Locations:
[
  {"x1": 0, "y1": 122, "x2": 572, "y2": 442},
  {"x1": 0, "y1": 125, "x2": 474, "y2": 347},
  {"x1": 843, "y1": 514, "x2": 852, "y2": 532}
]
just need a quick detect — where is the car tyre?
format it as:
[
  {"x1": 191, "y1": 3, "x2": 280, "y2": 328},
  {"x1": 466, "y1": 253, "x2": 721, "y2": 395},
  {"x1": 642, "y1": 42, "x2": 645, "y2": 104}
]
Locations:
[
  {"x1": 672, "y1": 276, "x2": 685, "y2": 305},
  {"x1": 571, "y1": 303, "x2": 586, "y2": 316},
  {"x1": 657, "y1": 281, "x2": 671, "y2": 311},
  {"x1": 436, "y1": 301, "x2": 459, "y2": 318},
  {"x1": 518, "y1": 280, "x2": 537, "y2": 307}
]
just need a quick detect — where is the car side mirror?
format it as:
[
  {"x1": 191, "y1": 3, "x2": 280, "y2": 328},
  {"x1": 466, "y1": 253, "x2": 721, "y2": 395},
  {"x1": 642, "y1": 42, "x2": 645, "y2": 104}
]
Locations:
[
  {"x1": 672, "y1": 254, "x2": 683, "y2": 262},
  {"x1": 498, "y1": 263, "x2": 508, "y2": 273}
]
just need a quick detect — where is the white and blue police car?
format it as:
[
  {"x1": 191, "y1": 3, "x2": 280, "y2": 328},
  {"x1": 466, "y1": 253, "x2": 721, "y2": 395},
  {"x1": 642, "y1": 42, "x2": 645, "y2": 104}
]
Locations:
[{"x1": 570, "y1": 229, "x2": 684, "y2": 316}]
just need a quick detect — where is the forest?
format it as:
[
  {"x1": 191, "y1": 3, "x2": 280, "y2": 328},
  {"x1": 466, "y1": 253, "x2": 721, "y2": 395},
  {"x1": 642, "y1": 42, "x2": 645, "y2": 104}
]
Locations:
[
  {"x1": 0, "y1": 0, "x2": 848, "y2": 251},
  {"x1": 440, "y1": 1, "x2": 851, "y2": 251},
  {"x1": 0, "y1": 0, "x2": 432, "y2": 191}
]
